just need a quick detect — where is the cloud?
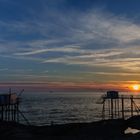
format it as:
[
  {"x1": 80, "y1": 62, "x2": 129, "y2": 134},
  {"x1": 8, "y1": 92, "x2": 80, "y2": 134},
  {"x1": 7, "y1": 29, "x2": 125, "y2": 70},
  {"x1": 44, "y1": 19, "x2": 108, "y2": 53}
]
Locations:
[
  {"x1": 0, "y1": 68, "x2": 8, "y2": 71},
  {"x1": 1, "y1": 4, "x2": 140, "y2": 84},
  {"x1": 14, "y1": 46, "x2": 81, "y2": 56}
]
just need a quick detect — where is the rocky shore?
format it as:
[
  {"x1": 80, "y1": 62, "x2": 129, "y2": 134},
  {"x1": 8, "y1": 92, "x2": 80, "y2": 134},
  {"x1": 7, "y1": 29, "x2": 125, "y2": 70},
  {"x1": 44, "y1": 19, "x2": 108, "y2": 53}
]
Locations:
[{"x1": 1, "y1": 116, "x2": 140, "y2": 140}]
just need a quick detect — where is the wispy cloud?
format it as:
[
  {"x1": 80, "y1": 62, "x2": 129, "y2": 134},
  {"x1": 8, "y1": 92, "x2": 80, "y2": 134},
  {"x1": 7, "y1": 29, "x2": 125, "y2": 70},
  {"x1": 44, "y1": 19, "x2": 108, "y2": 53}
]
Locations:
[
  {"x1": 1, "y1": 4, "x2": 140, "y2": 84},
  {"x1": 14, "y1": 46, "x2": 81, "y2": 56},
  {"x1": 0, "y1": 68, "x2": 8, "y2": 71}
]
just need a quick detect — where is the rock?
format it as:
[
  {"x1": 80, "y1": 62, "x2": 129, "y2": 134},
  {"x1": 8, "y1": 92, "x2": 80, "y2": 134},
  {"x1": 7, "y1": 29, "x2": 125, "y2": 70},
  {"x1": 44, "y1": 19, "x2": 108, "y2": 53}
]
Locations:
[{"x1": 126, "y1": 115, "x2": 140, "y2": 130}]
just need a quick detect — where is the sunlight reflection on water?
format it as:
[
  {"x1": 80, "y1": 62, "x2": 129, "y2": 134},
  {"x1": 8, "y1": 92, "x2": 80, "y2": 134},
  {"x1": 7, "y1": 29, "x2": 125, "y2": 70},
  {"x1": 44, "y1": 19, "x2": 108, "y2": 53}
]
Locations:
[{"x1": 19, "y1": 91, "x2": 140, "y2": 125}]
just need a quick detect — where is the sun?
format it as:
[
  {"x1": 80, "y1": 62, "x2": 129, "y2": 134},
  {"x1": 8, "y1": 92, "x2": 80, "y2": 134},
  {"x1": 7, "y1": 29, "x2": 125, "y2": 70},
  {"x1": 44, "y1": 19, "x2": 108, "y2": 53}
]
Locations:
[{"x1": 132, "y1": 84, "x2": 140, "y2": 91}]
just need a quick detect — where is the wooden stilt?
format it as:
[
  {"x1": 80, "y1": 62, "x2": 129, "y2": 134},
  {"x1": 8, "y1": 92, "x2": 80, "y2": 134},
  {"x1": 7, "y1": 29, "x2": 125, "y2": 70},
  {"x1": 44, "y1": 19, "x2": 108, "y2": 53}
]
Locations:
[
  {"x1": 117, "y1": 99, "x2": 120, "y2": 118},
  {"x1": 108, "y1": 100, "x2": 110, "y2": 118},
  {"x1": 131, "y1": 96, "x2": 133, "y2": 117},
  {"x1": 1, "y1": 105, "x2": 3, "y2": 121},
  {"x1": 102, "y1": 100, "x2": 105, "y2": 120},
  {"x1": 114, "y1": 100, "x2": 117, "y2": 118},
  {"x1": 111, "y1": 98, "x2": 113, "y2": 119},
  {"x1": 121, "y1": 97, "x2": 124, "y2": 119}
]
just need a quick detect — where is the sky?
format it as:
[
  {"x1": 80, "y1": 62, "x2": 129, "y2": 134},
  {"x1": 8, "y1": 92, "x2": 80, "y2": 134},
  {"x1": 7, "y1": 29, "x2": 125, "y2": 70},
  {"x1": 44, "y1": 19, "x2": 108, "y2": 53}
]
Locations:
[{"x1": 0, "y1": 0, "x2": 140, "y2": 91}]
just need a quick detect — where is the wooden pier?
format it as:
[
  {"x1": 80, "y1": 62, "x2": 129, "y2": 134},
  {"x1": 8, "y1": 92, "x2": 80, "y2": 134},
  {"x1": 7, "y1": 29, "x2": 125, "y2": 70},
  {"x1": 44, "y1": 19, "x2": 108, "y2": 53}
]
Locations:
[{"x1": 101, "y1": 91, "x2": 140, "y2": 120}]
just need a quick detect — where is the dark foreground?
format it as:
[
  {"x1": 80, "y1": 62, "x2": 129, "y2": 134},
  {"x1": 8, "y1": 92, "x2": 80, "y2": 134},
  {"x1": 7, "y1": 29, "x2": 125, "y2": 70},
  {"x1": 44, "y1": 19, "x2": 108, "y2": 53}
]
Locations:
[{"x1": 1, "y1": 116, "x2": 140, "y2": 140}]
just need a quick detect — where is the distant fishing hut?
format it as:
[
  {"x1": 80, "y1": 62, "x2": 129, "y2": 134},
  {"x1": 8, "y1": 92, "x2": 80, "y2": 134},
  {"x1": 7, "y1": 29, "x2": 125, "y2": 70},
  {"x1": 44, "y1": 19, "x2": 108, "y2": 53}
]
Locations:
[
  {"x1": 101, "y1": 91, "x2": 140, "y2": 120},
  {"x1": 0, "y1": 92, "x2": 19, "y2": 122},
  {"x1": 0, "y1": 89, "x2": 29, "y2": 124}
]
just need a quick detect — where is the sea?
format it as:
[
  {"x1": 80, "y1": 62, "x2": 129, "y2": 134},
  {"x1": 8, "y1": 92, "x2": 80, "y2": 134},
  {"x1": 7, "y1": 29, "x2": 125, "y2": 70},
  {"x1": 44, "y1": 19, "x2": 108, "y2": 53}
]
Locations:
[{"x1": 19, "y1": 91, "x2": 140, "y2": 126}]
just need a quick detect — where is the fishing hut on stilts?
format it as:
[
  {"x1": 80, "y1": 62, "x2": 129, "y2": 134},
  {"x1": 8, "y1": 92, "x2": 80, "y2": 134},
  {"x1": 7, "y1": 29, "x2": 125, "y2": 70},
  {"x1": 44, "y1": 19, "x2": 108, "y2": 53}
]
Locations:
[
  {"x1": 0, "y1": 89, "x2": 30, "y2": 125},
  {"x1": 101, "y1": 91, "x2": 140, "y2": 120}
]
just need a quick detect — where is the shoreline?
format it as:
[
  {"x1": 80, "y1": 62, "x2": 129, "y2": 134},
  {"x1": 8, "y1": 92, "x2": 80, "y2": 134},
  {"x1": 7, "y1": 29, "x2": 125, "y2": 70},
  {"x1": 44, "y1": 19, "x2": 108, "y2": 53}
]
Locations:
[{"x1": 1, "y1": 116, "x2": 140, "y2": 140}]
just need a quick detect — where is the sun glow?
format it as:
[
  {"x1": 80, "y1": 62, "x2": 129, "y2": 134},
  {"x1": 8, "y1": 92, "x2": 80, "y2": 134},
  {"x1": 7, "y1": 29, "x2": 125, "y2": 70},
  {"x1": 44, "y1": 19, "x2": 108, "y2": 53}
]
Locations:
[{"x1": 132, "y1": 84, "x2": 140, "y2": 91}]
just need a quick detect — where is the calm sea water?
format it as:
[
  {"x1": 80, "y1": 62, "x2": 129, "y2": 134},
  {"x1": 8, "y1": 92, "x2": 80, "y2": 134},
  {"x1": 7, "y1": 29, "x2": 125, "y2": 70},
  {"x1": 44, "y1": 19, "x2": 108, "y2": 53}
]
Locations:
[{"x1": 19, "y1": 91, "x2": 140, "y2": 125}]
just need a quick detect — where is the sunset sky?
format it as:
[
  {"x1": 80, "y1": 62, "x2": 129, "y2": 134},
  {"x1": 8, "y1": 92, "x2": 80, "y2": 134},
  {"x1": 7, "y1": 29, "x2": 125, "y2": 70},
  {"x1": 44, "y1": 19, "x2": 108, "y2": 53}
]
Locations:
[{"x1": 0, "y1": 0, "x2": 140, "y2": 91}]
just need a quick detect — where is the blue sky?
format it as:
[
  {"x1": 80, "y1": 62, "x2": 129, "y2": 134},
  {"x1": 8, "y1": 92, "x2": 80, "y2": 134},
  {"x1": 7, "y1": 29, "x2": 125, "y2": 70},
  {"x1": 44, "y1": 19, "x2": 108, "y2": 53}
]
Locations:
[{"x1": 0, "y1": 0, "x2": 140, "y2": 91}]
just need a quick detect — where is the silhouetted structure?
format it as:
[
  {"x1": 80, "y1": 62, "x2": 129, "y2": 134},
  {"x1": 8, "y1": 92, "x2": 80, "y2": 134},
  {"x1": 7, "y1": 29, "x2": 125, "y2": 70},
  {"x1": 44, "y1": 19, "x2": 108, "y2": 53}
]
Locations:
[
  {"x1": 0, "y1": 89, "x2": 30, "y2": 125},
  {"x1": 0, "y1": 93, "x2": 19, "y2": 122},
  {"x1": 101, "y1": 91, "x2": 140, "y2": 119}
]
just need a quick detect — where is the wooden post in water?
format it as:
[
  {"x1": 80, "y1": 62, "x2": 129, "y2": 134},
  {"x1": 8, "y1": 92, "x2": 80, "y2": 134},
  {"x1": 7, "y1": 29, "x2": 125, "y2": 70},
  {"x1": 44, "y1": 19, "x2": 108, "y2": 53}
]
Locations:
[
  {"x1": 102, "y1": 99, "x2": 105, "y2": 120},
  {"x1": 131, "y1": 96, "x2": 134, "y2": 117},
  {"x1": 114, "y1": 99, "x2": 117, "y2": 118},
  {"x1": 117, "y1": 99, "x2": 120, "y2": 118},
  {"x1": 1, "y1": 105, "x2": 3, "y2": 121},
  {"x1": 121, "y1": 97, "x2": 124, "y2": 119},
  {"x1": 111, "y1": 98, "x2": 114, "y2": 119},
  {"x1": 5, "y1": 106, "x2": 7, "y2": 120},
  {"x1": 108, "y1": 100, "x2": 110, "y2": 118}
]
